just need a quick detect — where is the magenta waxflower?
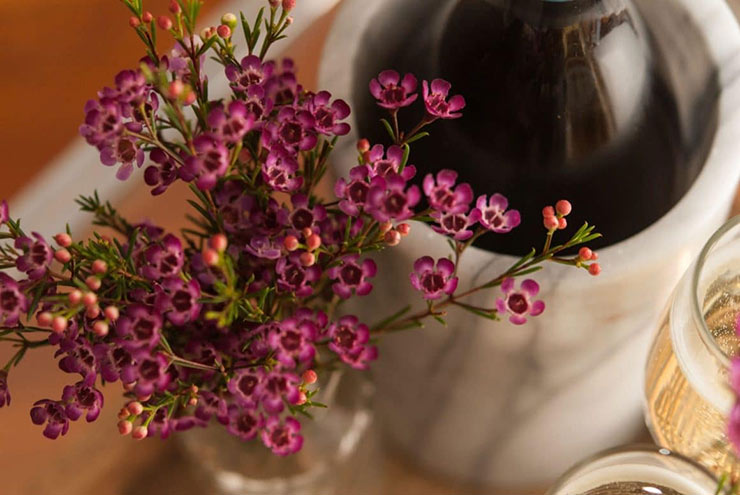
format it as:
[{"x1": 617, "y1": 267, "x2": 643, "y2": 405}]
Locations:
[
  {"x1": 57, "y1": 339, "x2": 98, "y2": 386},
  {"x1": 305, "y1": 91, "x2": 351, "y2": 136},
  {"x1": 335, "y1": 166, "x2": 375, "y2": 217},
  {"x1": 496, "y1": 278, "x2": 545, "y2": 325},
  {"x1": 327, "y1": 315, "x2": 378, "y2": 370},
  {"x1": 245, "y1": 235, "x2": 282, "y2": 260},
  {"x1": 100, "y1": 128, "x2": 146, "y2": 181},
  {"x1": 227, "y1": 369, "x2": 263, "y2": 409},
  {"x1": 327, "y1": 255, "x2": 377, "y2": 299},
  {"x1": 262, "y1": 149, "x2": 303, "y2": 193},
  {"x1": 62, "y1": 382, "x2": 104, "y2": 422},
  {"x1": 116, "y1": 304, "x2": 163, "y2": 350},
  {"x1": 30, "y1": 400, "x2": 70, "y2": 439},
  {"x1": 367, "y1": 144, "x2": 416, "y2": 181},
  {"x1": 111, "y1": 69, "x2": 149, "y2": 109},
  {"x1": 410, "y1": 256, "x2": 458, "y2": 300},
  {"x1": 0, "y1": 200, "x2": 8, "y2": 224},
  {"x1": 0, "y1": 370, "x2": 9, "y2": 407},
  {"x1": 139, "y1": 234, "x2": 184, "y2": 280},
  {"x1": 289, "y1": 194, "x2": 327, "y2": 232},
  {"x1": 144, "y1": 148, "x2": 179, "y2": 195},
  {"x1": 261, "y1": 416, "x2": 303, "y2": 456},
  {"x1": 155, "y1": 278, "x2": 202, "y2": 326},
  {"x1": 366, "y1": 174, "x2": 421, "y2": 222},
  {"x1": 182, "y1": 134, "x2": 230, "y2": 190},
  {"x1": 422, "y1": 79, "x2": 466, "y2": 119},
  {"x1": 264, "y1": 59, "x2": 300, "y2": 105},
  {"x1": 275, "y1": 255, "x2": 321, "y2": 297},
  {"x1": 208, "y1": 101, "x2": 255, "y2": 144},
  {"x1": 226, "y1": 405, "x2": 263, "y2": 441},
  {"x1": 243, "y1": 85, "x2": 274, "y2": 123},
  {"x1": 369, "y1": 70, "x2": 418, "y2": 110},
  {"x1": 268, "y1": 318, "x2": 318, "y2": 368},
  {"x1": 476, "y1": 194, "x2": 521, "y2": 233},
  {"x1": 0, "y1": 274, "x2": 27, "y2": 327},
  {"x1": 195, "y1": 390, "x2": 229, "y2": 424},
  {"x1": 226, "y1": 55, "x2": 274, "y2": 93},
  {"x1": 79, "y1": 98, "x2": 123, "y2": 148},
  {"x1": 15, "y1": 233, "x2": 52, "y2": 280},
  {"x1": 262, "y1": 107, "x2": 317, "y2": 152},
  {"x1": 127, "y1": 352, "x2": 171, "y2": 398},
  {"x1": 423, "y1": 170, "x2": 473, "y2": 214},
  {"x1": 260, "y1": 370, "x2": 301, "y2": 414},
  {"x1": 431, "y1": 209, "x2": 482, "y2": 241}
]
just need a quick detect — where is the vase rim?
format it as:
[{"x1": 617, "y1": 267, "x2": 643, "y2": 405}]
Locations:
[{"x1": 692, "y1": 214, "x2": 740, "y2": 369}]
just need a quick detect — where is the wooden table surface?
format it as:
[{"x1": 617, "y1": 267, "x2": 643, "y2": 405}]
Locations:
[{"x1": 1, "y1": 1, "x2": 740, "y2": 494}]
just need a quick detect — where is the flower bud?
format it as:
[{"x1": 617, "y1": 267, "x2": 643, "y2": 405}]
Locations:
[
  {"x1": 578, "y1": 247, "x2": 593, "y2": 261},
  {"x1": 82, "y1": 292, "x2": 98, "y2": 308},
  {"x1": 157, "y1": 16, "x2": 173, "y2": 30},
  {"x1": 397, "y1": 223, "x2": 411, "y2": 236},
  {"x1": 357, "y1": 139, "x2": 370, "y2": 153},
  {"x1": 86, "y1": 305, "x2": 100, "y2": 319},
  {"x1": 295, "y1": 391, "x2": 307, "y2": 406},
  {"x1": 132, "y1": 426, "x2": 148, "y2": 440},
  {"x1": 118, "y1": 420, "x2": 133, "y2": 435},
  {"x1": 542, "y1": 206, "x2": 555, "y2": 218},
  {"x1": 557, "y1": 217, "x2": 567, "y2": 230},
  {"x1": 555, "y1": 200, "x2": 572, "y2": 217},
  {"x1": 217, "y1": 24, "x2": 232, "y2": 39},
  {"x1": 384, "y1": 230, "x2": 401, "y2": 246},
  {"x1": 283, "y1": 235, "x2": 299, "y2": 252},
  {"x1": 126, "y1": 401, "x2": 144, "y2": 416},
  {"x1": 117, "y1": 408, "x2": 130, "y2": 420},
  {"x1": 210, "y1": 234, "x2": 228, "y2": 253},
  {"x1": 221, "y1": 13, "x2": 238, "y2": 29},
  {"x1": 54, "y1": 233, "x2": 72, "y2": 247},
  {"x1": 591, "y1": 251, "x2": 599, "y2": 260},
  {"x1": 104, "y1": 306, "x2": 120, "y2": 322},
  {"x1": 203, "y1": 248, "x2": 219, "y2": 266},
  {"x1": 302, "y1": 227, "x2": 313, "y2": 239},
  {"x1": 129, "y1": 16, "x2": 141, "y2": 28},
  {"x1": 37, "y1": 312, "x2": 53, "y2": 327},
  {"x1": 92, "y1": 259, "x2": 108, "y2": 274},
  {"x1": 168, "y1": 80, "x2": 185, "y2": 100},
  {"x1": 302, "y1": 369, "x2": 318, "y2": 385},
  {"x1": 200, "y1": 27, "x2": 214, "y2": 39},
  {"x1": 54, "y1": 249, "x2": 71, "y2": 264},
  {"x1": 169, "y1": 0, "x2": 181, "y2": 14},
  {"x1": 51, "y1": 316, "x2": 68, "y2": 334},
  {"x1": 379, "y1": 221, "x2": 393, "y2": 234},
  {"x1": 306, "y1": 234, "x2": 321, "y2": 251},
  {"x1": 268, "y1": 0, "x2": 280, "y2": 8},
  {"x1": 92, "y1": 321, "x2": 109, "y2": 337},
  {"x1": 588, "y1": 263, "x2": 602, "y2": 276},
  {"x1": 299, "y1": 252, "x2": 316, "y2": 267},
  {"x1": 285, "y1": 17, "x2": 293, "y2": 25},
  {"x1": 188, "y1": 397, "x2": 198, "y2": 406},
  {"x1": 543, "y1": 215, "x2": 559, "y2": 231},
  {"x1": 67, "y1": 290, "x2": 82, "y2": 305},
  {"x1": 86, "y1": 276, "x2": 102, "y2": 291},
  {"x1": 142, "y1": 11, "x2": 153, "y2": 23},
  {"x1": 282, "y1": 0, "x2": 296, "y2": 12},
  {"x1": 183, "y1": 91, "x2": 197, "y2": 106}
]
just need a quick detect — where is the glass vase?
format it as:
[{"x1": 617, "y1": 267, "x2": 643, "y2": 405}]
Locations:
[
  {"x1": 546, "y1": 445, "x2": 720, "y2": 495},
  {"x1": 179, "y1": 371, "x2": 380, "y2": 495},
  {"x1": 645, "y1": 216, "x2": 740, "y2": 478}
]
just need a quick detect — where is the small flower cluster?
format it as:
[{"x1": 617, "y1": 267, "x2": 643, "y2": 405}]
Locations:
[{"x1": 0, "y1": 0, "x2": 602, "y2": 456}]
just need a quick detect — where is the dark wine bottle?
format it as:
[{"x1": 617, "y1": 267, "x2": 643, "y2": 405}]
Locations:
[{"x1": 352, "y1": 0, "x2": 720, "y2": 254}]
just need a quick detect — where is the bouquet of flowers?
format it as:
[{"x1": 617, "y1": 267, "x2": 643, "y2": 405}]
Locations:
[{"x1": 0, "y1": 0, "x2": 602, "y2": 455}]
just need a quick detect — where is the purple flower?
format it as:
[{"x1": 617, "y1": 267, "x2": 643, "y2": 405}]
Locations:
[
  {"x1": 369, "y1": 70, "x2": 418, "y2": 110},
  {"x1": 226, "y1": 405, "x2": 263, "y2": 441},
  {"x1": 79, "y1": 98, "x2": 123, "y2": 148},
  {"x1": 155, "y1": 278, "x2": 202, "y2": 326},
  {"x1": 195, "y1": 390, "x2": 229, "y2": 424},
  {"x1": 227, "y1": 369, "x2": 263, "y2": 409},
  {"x1": 262, "y1": 416, "x2": 303, "y2": 456},
  {"x1": 116, "y1": 304, "x2": 163, "y2": 350},
  {"x1": 182, "y1": 134, "x2": 230, "y2": 190},
  {"x1": 215, "y1": 183, "x2": 258, "y2": 233},
  {"x1": 94, "y1": 344, "x2": 133, "y2": 383},
  {"x1": 327, "y1": 315, "x2": 378, "y2": 370},
  {"x1": 367, "y1": 174, "x2": 421, "y2": 222},
  {"x1": 0, "y1": 200, "x2": 9, "y2": 224},
  {"x1": 262, "y1": 107, "x2": 317, "y2": 152},
  {"x1": 431, "y1": 209, "x2": 481, "y2": 241},
  {"x1": 422, "y1": 79, "x2": 465, "y2": 119},
  {"x1": 111, "y1": 69, "x2": 149, "y2": 109},
  {"x1": 289, "y1": 194, "x2": 327, "y2": 232},
  {"x1": 15, "y1": 233, "x2": 52, "y2": 280},
  {"x1": 165, "y1": 37, "x2": 204, "y2": 81},
  {"x1": 243, "y1": 85, "x2": 274, "y2": 123},
  {"x1": 262, "y1": 149, "x2": 303, "y2": 192},
  {"x1": 100, "y1": 128, "x2": 146, "y2": 181},
  {"x1": 254, "y1": 198, "x2": 290, "y2": 237},
  {"x1": 275, "y1": 255, "x2": 321, "y2": 297},
  {"x1": 57, "y1": 339, "x2": 98, "y2": 385},
  {"x1": 367, "y1": 144, "x2": 416, "y2": 180},
  {"x1": 496, "y1": 278, "x2": 545, "y2": 325},
  {"x1": 0, "y1": 370, "x2": 10, "y2": 407},
  {"x1": 476, "y1": 194, "x2": 521, "y2": 233},
  {"x1": 208, "y1": 101, "x2": 255, "y2": 144},
  {"x1": 267, "y1": 318, "x2": 317, "y2": 368},
  {"x1": 127, "y1": 352, "x2": 171, "y2": 398},
  {"x1": 423, "y1": 170, "x2": 473, "y2": 214},
  {"x1": 140, "y1": 234, "x2": 184, "y2": 280},
  {"x1": 260, "y1": 370, "x2": 301, "y2": 414},
  {"x1": 30, "y1": 400, "x2": 70, "y2": 439},
  {"x1": 335, "y1": 166, "x2": 375, "y2": 217},
  {"x1": 305, "y1": 91, "x2": 350, "y2": 136},
  {"x1": 264, "y1": 59, "x2": 300, "y2": 105},
  {"x1": 319, "y1": 212, "x2": 364, "y2": 247},
  {"x1": 62, "y1": 382, "x2": 104, "y2": 422},
  {"x1": 732, "y1": 358, "x2": 740, "y2": 396},
  {"x1": 409, "y1": 257, "x2": 458, "y2": 300},
  {"x1": 245, "y1": 235, "x2": 282, "y2": 260},
  {"x1": 144, "y1": 148, "x2": 180, "y2": 196},
  {"x1": 0, "y1": 274, "x2": 28, "y2": 327},
  {"x1": 327, "y1": 255, "x2": 377, "y2": 299},
  {"x1": 226, "y1": 55, "x2": 274, "y2": 93}
]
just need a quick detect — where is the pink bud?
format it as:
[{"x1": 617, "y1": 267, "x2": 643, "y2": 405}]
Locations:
[
  {"x1": 188, "y1": 397, "x2": 198, "y2": 406},
  {"x1": 37, "y1": 312, "x2": 53, "y2": 327},
  {"x1": 397, "y1": 223, "x2": 411, "y2": 236},
  {"x1": 282, "y1": 0, "x2": 296, "y2": 11},
  {"x1": 203, "y1": 248, "x2": 219, "y2": 266},
  {"x1": 285, "y1": 17, "x2": 293, "y2": 25},
  {"x1": 123, "y1": 382, "x2": 135, "y2": 392},
  {"x1": 269, "y1": 0, "x2": 280, "y2": 7},
  {"x1": 157, "y1": 15, "x2": 173, "y2": 30},
  {"x1": 117, "y1": 408, "x2": 130, "y2": 420},
  {"x1": 283, "y1": 235, "x2": 299, "y2": 252},
  {"x1": 118, "y1": 420, "x2": 133, "y2": 435},
  {"x1": 86, "y1": 305, "x2": 101, "y2": 319},
  {"x1": 68, "y1": 290, "x2": 83, "y2": 305},
  {"x1": 357, "y1": 139, "x2": 370, "y2": 153},
  {"x1": 210, "y1": 234, "x2": 228, "y2": 253},
  {"x1": 302, "y1": 369, "x2": 318, "y2": 385},
  {"x1": 299, "y1": 252, "x2": 316, "y2": 267},
  {"x1": 142, "y1": 11, "x2": 153, "y2": 23},
  {"x1": 86, "y1": 276, "x2": 102, "y2": 291},
  {"x1": 542, "y1": 206, "x2": 555, "y2": 218},
  {"x1": 379, "y1": 222, "x2": 393, "y2": 234},
  {"x1": 127, "y1": 401, "x2": 144, "y2": 416},
  {"x1": 54, "y1": 249, "x2": 71, "y2": 264},
  {"x1": 92, "y1": 259, "x2": 108, "y2": 274},
  {"x1": 543, "y1": 216, "x2": 559, "y2": 231},
  {"x1": 295, "y1": 391, "x2": 307, "y2": 406},
  {"x1": 183, "y1": 91, "x2": 197, "y2": 106},
  {"x1": 169, "y1": 0, "x2": 181, "y2": 14},
  {"x1": 168, "y1": 80, "x2": 185, "y2": 100},
  {"x1": 92, "y1": 321, "x2": 109, "y2": 337},
  {"x1": 591, "y1": 251, "x2": 599, "y2": 260},
  {"x1": 302, "y1": 228, "x2": 313, "y2": 239},
  {"x1": 54, "y1": 233, "x2": 72, "y2": 247},
  {"x1": 200, "y1": 27, "x2": 214, "y2": 39},
  {"x1": 306, "y1": 234, "x2": 321, "y2": 251},
  {"x1": 589, "y1": 263, "x2": 602, "y2": 276},
  {"x1": 555, "y1": 200, "x2": 572, "y2": 217},
  {"x1": 52, "y1": 316, "x2": 68, "y2": 334},
  {"x1": 385, "y1": 230, "x2": 401, "y2": 246},
  {"x1": 132, "y1": 426, "x2": 148, "y2": 440},
  {"x1": 217, "y1": 24, "x2": 231, "y2": 39},
  {"x1": 578, "y1": 247, "x2": 593, "y2": 261},
  {"x1": 558, "y1": 217, "x2": 567, "y2": 230},
  {"x1": 82, "y1": 292, "x2": 98, "y2": 308},
  {"x1": 129, "y1": 16, "x2": 141, "y2": 28},
  {"x1": 104, "y1": 306, "x2": 120, "y2": 322}
]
